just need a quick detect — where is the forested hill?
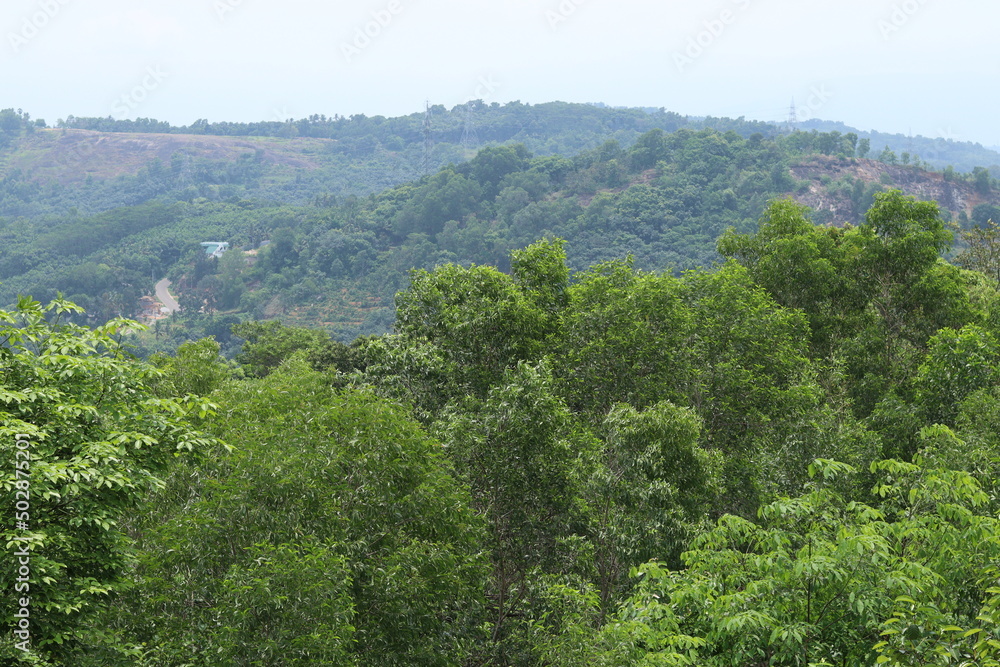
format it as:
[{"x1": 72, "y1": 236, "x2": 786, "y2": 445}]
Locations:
[
  {"x1": 2, "y1": 115, "x2": 1000, "y2": 353},
  {"x1": 10, "y1": 193, "x2": 1000, "y2": 665},
  {"x1": 0, "y1": 102, "x2": 766, "y2": 214},
  {"x1": 798, "y1": 117, "x2": 1000, "y2": 175},
  {"x1": 8, "y1": 104, "x2": 1000, "y2": 665},
  {"x1": 1, "y1": 102, "x2": 997, "y2": 216}
]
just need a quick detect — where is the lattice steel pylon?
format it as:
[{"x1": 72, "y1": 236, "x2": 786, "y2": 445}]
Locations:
[
  {"x1": 787, "y1": 98, "x2": 798, "y2": 133},
  {"x1": 461, "y1": 101, "x2": 479, "y2": 153},
  {"x1": 422, "y1": 100, "x2": 433, "y2": 174}
]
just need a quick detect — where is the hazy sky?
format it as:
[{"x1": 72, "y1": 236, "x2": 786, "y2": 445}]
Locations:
[{"x1": 2, "y1": 0, "x2": 997, "y2": 146}]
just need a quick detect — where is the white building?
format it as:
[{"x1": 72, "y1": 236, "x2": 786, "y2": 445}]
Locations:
[{"x1": 200, "y1": 241, "x2": 230, "y2": 258}]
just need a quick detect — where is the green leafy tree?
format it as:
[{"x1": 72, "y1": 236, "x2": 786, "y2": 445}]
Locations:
[
  {"x1": 725, "y1": 192, "x2": 972, "y2": 427},
  {"x1": 718, "y1": 199, "x2": 854, "y2": 357},
  {"x1": 843, "y1": 132, "x2": 859, "y2": 157},
  {"x1": 680, "y1": 263, "x2": 818, "y2": 514},
  {"x1": 343, "y1": 334, "x2": 455, "y2": 424},
  {"x1": 261, "y1": 227, "x2": 298, "y2": 272},
  {"x1": 147, "y1": 337, "x2": 232, "y2": 397},
  {"x1": 0, "y1": 297, "x2": 215, "y2": 665},
  {"x1": 974, "y1": 166, "x2": 993, "y2": 195},
  {"x1": 394, "y1": 262, "x2": 548, "y2": 397},
  {"x1": 111, "y1": 359, "x2": 488, "y2": 666},
  {"x1": 858, "y1": 192, "x2": 953, "y2": 324},
  {"x1": 392, "y1": 168, "x2": 483, "y2": 238},
  {"x1": 588, "y1": 402, "x2": 716, "y2": 610},
  {"x1": 878, "y1": 145, "x2": 899, "y2": 164},
  {"x1": 562, "y1": 451, "x2": 1000, "y2": 666},
  {"x1": 554, "y1": 259, "x2": 694, "y2": 419},
  {"x1": 915, "y1": 325, "x2": 1000, "y2": 426},
  {"x1": 510, "y1": 237, "x2": 570, "y2": 317},
  {"x1": 628, "y1": 128, "x2": 669, "y2": 171},
  {"x1": 231, "y1": 320, "x2": 330, "y2": 378},
  {"x1": 554, "y1": 253, "x2": 822, "y2": 513},
  {"x1": 847, "y1": 191, "x2": 970, "y2": 421},
  {"x1": 957, "y1": 219, "x2": 1000, "y2": 283},
  {"x1": 462, "y1": 144, "x2": 532, "y2": 200},
  {"x1": 436, "y1": 361, "x2": 596, "y2": 664},
  {"x1": 857, "y1": 137, "x2": 871, "y2": 158},
  {"x1": 215, "y1": 246, "x2": 247, "y2": 309}
]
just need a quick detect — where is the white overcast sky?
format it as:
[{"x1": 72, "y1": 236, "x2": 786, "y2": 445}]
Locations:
[{"x1": 2, "y1": 0, "x2": 997, "y2": 146}]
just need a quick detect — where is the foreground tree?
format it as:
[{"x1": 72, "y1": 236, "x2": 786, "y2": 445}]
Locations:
[
  {"x1": 547, "y1": 443, "x2": 1000, "y2": 666},
  {"x1": 588, "y1": 401, "x2": 716, "y2": 611},
  {"x1": 109, "y1": 358, "x2": 488, "y2": 666},
  {"x1": 720, "y1": 191, "x2": 975, "y2": 427},
  {"x1": 231, "y1": 319, "x2": 330, "y2": 378},
  {"x1": 0, "y1": 297, "x2": 215, "y2": 665},
  {"x1": 956, "y1": 218, "x2": 1000, "y2": 283},
  {"x1": 394, "y1": 261, "x2": 548, "y2": 398},
  {"x1": 436, "y1": 361, "x2": 594, "y2": 665}
]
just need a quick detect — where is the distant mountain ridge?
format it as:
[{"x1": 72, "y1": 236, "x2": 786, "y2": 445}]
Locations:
[
  {"x1": 0, "y1": 103, "x2": 998, "y2": 353},
  {"x1": 1, "y1": 102, "x2": 995, "y2": 218},
  {"x1": 2, "y1": 128, "x2": 328, "y2": 185},
  {"x1": 795, "y1": 118, "x2": 1000, "y2": 175}
]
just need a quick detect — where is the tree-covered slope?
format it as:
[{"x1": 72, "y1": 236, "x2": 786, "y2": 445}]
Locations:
[
  {"x1": 799, "y1": 117, "x2": 1000, "y2": 175},
  {"x1": 2, "y1": 102, "x2": 995, "y2": 217},
  {"x1": 1, "y1": 104, "x2": 999, "y2": 352},
  {"x1": 147, "y1": 129, "x2": 1000, "y2": 347},
  {"x1": 8, "y1": 192, "x2": 1000, "y2": 664}
]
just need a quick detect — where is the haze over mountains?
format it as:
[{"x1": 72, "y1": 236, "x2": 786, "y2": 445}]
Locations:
[
  {"x1": 0, "y1": 100, "x2": 998, "y2": 354},
  {"x1": 4, "y1": 102, "x2": 997, "y2": 201},
  {"x1": 10, "y1": 0, "x2": 1000, "y2": 662}
]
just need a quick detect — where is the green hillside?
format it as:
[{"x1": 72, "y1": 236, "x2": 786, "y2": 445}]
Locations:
[
  {"x1": 9, "y1": 192, "x2": 1000, "y2": 664},
  {"x1": 6, "y1": 102, "x2": 1000, "y2": 665},
  {"x1": 0, "y1": 103, "x2": 999, "y2": 356}
]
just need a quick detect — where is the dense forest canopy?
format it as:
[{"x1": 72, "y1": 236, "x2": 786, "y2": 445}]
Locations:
[
  {"x1": 5, "y1": 189, "x2": 1000, "y2": 664},
  {"x1": 4, "y1": 99, "x2": 1000, "y2": 664}
]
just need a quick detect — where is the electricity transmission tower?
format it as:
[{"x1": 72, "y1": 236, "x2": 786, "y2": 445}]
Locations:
[
  {"x1": 787, "y1": 98, "x2": 798, "y2": 133},
  {"x1": 461, "y1": 101, "x2": 479, "y2": 152},
  {"x1": 422, "y1": 101, "x2": 433, "y2": 174}
]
